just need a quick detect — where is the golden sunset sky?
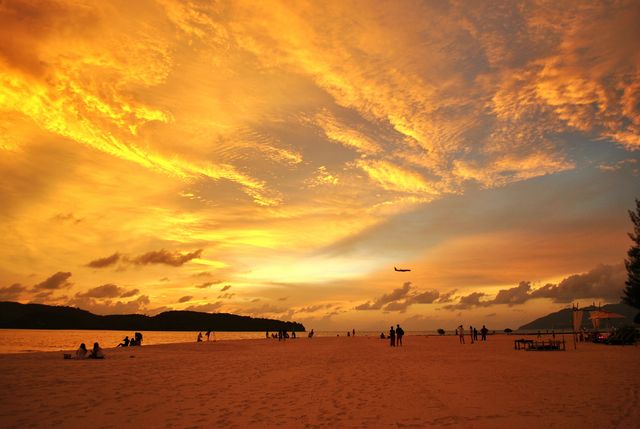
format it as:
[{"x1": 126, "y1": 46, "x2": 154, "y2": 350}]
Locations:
[{"x1": 1, "y1": 0, "x2": 639, "y2": 330}]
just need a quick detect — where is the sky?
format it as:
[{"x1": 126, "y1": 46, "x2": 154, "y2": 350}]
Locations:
[{"x1": 1, "y1": 0, "x2": 639, "y2": 331}]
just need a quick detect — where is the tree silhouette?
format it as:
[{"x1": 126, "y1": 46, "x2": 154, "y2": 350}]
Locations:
[{"x1": 622, "y1": 199, "x2": 640, "y2": 317}]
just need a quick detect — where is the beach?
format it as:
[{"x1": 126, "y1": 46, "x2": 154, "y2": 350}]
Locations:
[{"x1": 0, "y1": 335, "x2": 638, "y2": 428}]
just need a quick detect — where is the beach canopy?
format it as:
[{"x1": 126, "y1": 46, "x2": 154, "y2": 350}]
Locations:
[
  {"x1": 588, "y1": 311, "x2": 625, "y2": 320},
  {"x1": 588, "y1": 310, "x2": 625, "y2": 329}
]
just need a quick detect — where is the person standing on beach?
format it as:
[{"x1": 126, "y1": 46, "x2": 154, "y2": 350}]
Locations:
[
  {"x1": 473, "y1": 327, "x2": 478, "y2": 342},
  {"x1": 205, "y1": 330, "x2": 211, "y2": 341},
  {"x1": 197, "y1": 332, "x2": 203, "y2": 342},
  {"x1": 458, "y1": 325, "x2": 465, "y2": 344},
  {"x1": 396, "y1": 324, "x2": 404, "y2": 346},
  {"x1": 389, "y1": 326, "x2": 396, "y2": 347},
  {"x1": 352, "y1": 329, "x2": 355, "y2": 336},
  {"x1": 469, "y1": 326, "x2": 474, "y2": 344},
  {"x1": 480, "y1": 325, "x2": 488, "y2": 341}
]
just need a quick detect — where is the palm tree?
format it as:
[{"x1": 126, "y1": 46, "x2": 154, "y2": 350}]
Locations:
[{"x1": 622, "y1": 199, "x2": 640, "y2": 323}]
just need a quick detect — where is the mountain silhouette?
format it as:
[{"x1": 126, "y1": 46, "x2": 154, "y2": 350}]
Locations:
[
  {"x1": 0, "y1": 301, "x2": 304, "y2": 332},
  {"x1": 517, "y1": 303, "x2": 638, "y2": 331}
]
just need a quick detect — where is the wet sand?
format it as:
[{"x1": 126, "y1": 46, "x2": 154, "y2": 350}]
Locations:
[{"x1": 0, "y1": 335, "x2": 638, "y2": 428}]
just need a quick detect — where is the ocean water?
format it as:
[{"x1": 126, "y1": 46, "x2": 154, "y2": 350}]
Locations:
[
  {"x1": 0, "y1": 329, "x2": 266, "y2": 354},
  {"x1": 0, "y1": 329, "x2": 444, "y2": 354}
]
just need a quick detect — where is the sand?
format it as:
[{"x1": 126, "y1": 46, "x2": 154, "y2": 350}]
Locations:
[{"x1": 0, "y1": 335, "x2": 638, "y2": 428}]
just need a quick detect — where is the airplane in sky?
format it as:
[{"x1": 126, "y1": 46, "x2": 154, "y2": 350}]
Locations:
[{"x1": 394, "y1": 267, "x2": 411, "y2": 272}]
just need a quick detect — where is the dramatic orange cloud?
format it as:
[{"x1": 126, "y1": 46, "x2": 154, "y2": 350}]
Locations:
[{"x1": 1, "y1": 0, "x2": 638, "y2": 329}]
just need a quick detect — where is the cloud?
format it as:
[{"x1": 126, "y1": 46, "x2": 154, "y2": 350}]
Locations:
[
  {"x1": 411, "y1": 290, "x2": 440, "y2": 304},
  {"x1": 86, "y1": 249, "x2": 204, "y2": 269},
  {"x1": 120, "y1": 288, "x2": 139, "y2": 298},
  {"x1": 436, "y1": 290, "x2": 457, "y2": 304},
  {"x1": 86, "y1": 253, "x2": 120, "y2": 268},
  {"x1": 355, "y1": 282, "x2": 413, "y2": 310},
  {"x1": 178, "y1": 295, "x2": 193, "y2": 303},
  {"x1": 357, "y1": 284, "x2": 443, "y2": 312},
  {"x1": 530, "y1": 263, "x2": 626, "y2": 303},
  {"x1": 67, "y1": 295, "x2": 151, "y2": 315},
  {"x1": 131, "y1": 249, "x2": 203, "y2": 266},
  {"x1": 33, "y1": 272, "x2": 72, "y2": 290},
  {"x1": 444, "y1": 292, "x2": 489, "y2": 310},
  {"x1": 243, "y1": 304, "x2": 289, "y2": 316},
  {"x1": 217, "y1": 293, "x2": 234, "y2": 299},
  {"x1": 220, "y1": 284, "x2": 231, "y2": 292},
  {"x1": 492, "y1": 281, "x2": 532, "y2": 306},
  {"x1": 442, "y1": 263, "x2": 626, "y2": 311},
  {"x1": 185, "y1": 301, "x2": 223, "y2": 313},
  {"x1": 298, "y1": 303, "x2": 334, "y2": 313},
  {"x1": 76, "y1": 284, "x2": 137, "y2": 299},
  {"x1": 0, "y1": 283, "x2": 27, "y2": 301}
]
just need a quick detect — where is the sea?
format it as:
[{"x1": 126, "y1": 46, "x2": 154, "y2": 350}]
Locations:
[
  {"x1": 0, "y1": 329, "x2": 437, "y2": 354},
  {"x1": 0, "y1": 328, "x2": 569, "y2": 354}
]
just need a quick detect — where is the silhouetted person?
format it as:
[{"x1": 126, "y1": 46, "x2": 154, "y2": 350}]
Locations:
[
  {"x1": 266, "y1": 330, "x2": 269, "y2": 339},
  {"x1": 278, "y1": 330, "x2": 283, "y2": 341},
  {"x1": 76, "y1": 343, "x2": 88, "y2": 359},
  {"x1": 308, "y1": 329, "x2": 314, "y2": 338},
  {"x1": 134, "y1": 332, "x2": 143, "y2": 346},
  {"x1": 206, "y1": 330, "x2": 211, "y2": 341},
  {"x1": 480, "y1": 325, "x2": 488, "y2": 341},
  {"x1": 458, "y1": 325, "x2": 465, "y2": 344},
  {"x1": 197, "y1": 332, "x2": 203, "y2": 342},
  {"x1": 292, "y1": 330, "x2": 296, "y2": 339},
  {"x1": 389, "y1": 326, "x2": 396, "y2": 347},
  {"x1": 473, "y1": 327, "x2": 478, "y2": 341},
  {"x1": 396, "y1": 324, "x2": 404, "y2": 346},
  {"x1": 117, "y1": 336, "x2": 130, "y2": 347},
  {"x1": 469, "y1": 326, "x2": 474, "y2": 344},
  {"x1": 380, "y1": 332, "x2": 386, "y2": 339},
  {"x1": 88, "y1": 342, "x2": 104, "y2": 359},
  {"x1": 352, "y1": 329, "x2": 355, "y2": 336}
]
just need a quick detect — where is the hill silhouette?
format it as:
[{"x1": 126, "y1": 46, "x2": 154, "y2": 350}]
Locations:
[
  {"x1": 0, "y1": 301, "x2": 305, "y2": 332},
  {"x1": 518, "y1": 303, "x2": 638, "y2": 331}
]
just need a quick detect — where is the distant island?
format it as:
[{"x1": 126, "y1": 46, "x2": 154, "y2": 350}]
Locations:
[
  {"x1": 0, "y1": 301, "x2": 305, "y2": 332},
  {"x1": 517, "y1": 303, "x2": 638, "y2": 331}
]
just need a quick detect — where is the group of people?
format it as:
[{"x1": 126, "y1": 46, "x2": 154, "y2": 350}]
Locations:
[
  {"x1": 197, "y1": 330, "x2": 216, "y2": 342},
  {"x1": 457, "y1": 325, "x2": 489, "y2": 344},
  {"x1": 74, "y1": 342, "x2": 104, "y2": 359},
  {"x1": 265, "y1": 329, "x2": 298, "y2": 340},
  {"x1": 384, "y1": 324, "x2": 405, "y2": 347},
  {"x1": 116, "y1": 332, "x2": 143, "y2": 347}
]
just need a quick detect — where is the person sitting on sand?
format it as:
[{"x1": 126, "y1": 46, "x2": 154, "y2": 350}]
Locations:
[
  {"x1": 197, "y1": 332, "x2": 203, "y2": 342},
  {"x1": 134, "y1": 332, "x2": 143, "y2": 346},
  {"x1": 88, "y1": 342, "x2": 104, "y2": 359},
  {"x1": 117, "y1": 336, "x2": 130, "y2": 347},
  {"x1": 75, "y1": 343, "x2": 88, "y2": 359},
  {"x1": 380, "y1": 332, "x2": 386, "y2": 339}
]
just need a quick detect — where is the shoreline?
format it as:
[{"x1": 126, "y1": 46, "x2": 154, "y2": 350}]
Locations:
[{"x1": 0, "y1": 330, "x2": 583, "y2": 356}]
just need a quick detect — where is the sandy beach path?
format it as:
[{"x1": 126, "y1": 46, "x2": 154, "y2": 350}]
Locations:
[{"x1": 0, "y1": 335, "x2": 638, "y2": 428}]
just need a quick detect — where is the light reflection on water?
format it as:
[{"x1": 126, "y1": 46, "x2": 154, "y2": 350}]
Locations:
[
  {"x1": 0, "y1": 329, "x2": 266, "y2": 354},
  {"x1": 0, "y1": 329, "x2": 440, "y2": 354}
]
